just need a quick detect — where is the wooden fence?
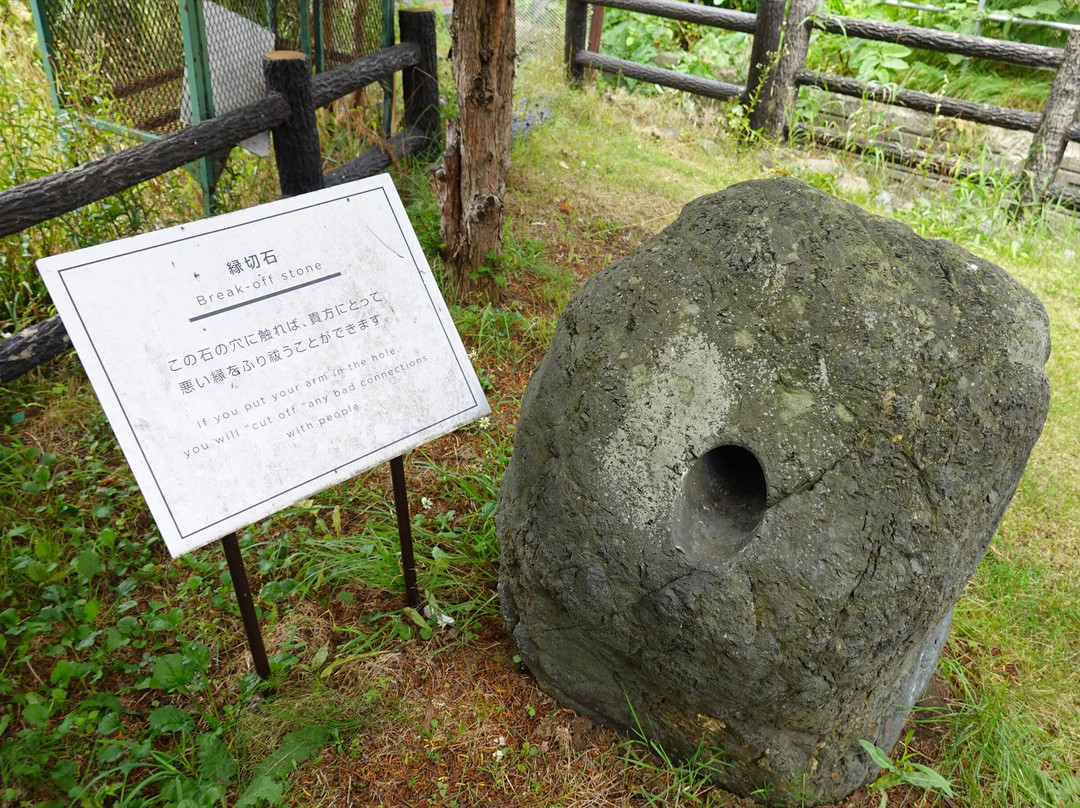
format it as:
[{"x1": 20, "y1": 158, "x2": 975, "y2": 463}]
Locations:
[
  {"x1": 0, "y1": 9, "x2": 438, "y2": 385},
  {"x1": 566, "y1": 0, "x2": 1080, "y2": 209}
]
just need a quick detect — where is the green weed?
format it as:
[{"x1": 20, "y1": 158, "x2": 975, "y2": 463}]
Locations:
[
  {"x1": 860, "y1": 735, "x2": 955, "y2": 807},
  {"x1": 618, "y1": 709, "x2": 732, "y2": 807}
]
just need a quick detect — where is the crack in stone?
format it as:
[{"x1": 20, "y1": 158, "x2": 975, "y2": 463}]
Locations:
[
  {"x1": 847, "y1": 541, "x2": 882, "y2": 604},
  {"x1": 630, "y1": 569, "x2": 723, "y2": 615},
  {"x1": 774, "y1": 444, "x2": 860, "y2": 504}
]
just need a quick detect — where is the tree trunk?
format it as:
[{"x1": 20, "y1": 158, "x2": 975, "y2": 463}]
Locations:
[
  {"x1": 434, "y1": 0, "x2": 515, "y2": 306},
  {"x1": 1016, "y1": 29, "x2": 1080, "y2": 210}
]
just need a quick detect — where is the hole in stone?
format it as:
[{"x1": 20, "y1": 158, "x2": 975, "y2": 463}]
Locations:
[{"x1": 671, "y1": 444, "x2": 768, "y2": 559}]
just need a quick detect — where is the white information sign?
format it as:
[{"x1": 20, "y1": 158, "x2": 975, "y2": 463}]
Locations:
[{"x1": 38, "y1": 175, "x2": 490, "y2": 557}]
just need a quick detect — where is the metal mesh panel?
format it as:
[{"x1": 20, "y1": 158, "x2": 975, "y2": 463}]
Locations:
[
  {"x1": 42, "y1": 0, "x2": 187, "y2": 132},
  {"x1": 516, "y1": 0, "x2": 563, "y2": 62},
  {"x1": 319, "y1": 0, "x2": 384, "y2": 68},
  {"x1": 38, "y1": 0, "x2": 386, "y2": 136}
]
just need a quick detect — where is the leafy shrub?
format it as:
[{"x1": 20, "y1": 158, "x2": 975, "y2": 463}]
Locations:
[{"x1": 599, "y1": 8, "x2": 751, "y2": 90}]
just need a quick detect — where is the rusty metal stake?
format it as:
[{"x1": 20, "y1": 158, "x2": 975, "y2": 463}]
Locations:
[
  {"x1": 585, "y1": 6, "x2": 605, "y2": 81},
  {"x1": 389, "y1": 455, "x2": 421, "y2": 609},
  {"x1": 221, "y1": 531, "x2": 271, "y2": 680}
]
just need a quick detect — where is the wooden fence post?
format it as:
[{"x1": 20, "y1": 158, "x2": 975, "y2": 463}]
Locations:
[
  {"x1": 745, "y1": 0, "x2": 785, "y2": 131},
  {"x1": 400, "y1": 9, "x2": 440, "y2": 151},
  {"x1": 565, "y1": 0, "x2": 588, "y2": 85},
  {"x1": 264, "y1": 51, "x2": 325, "y2": 196},
  {"x1": 1016, "y1": 29, "x2": 1080, "y2": 210},
  {"x1": 761, "y1": 0, "x2": 818, "y2": 139}
]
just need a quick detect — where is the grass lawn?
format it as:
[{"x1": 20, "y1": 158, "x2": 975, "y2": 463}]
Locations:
[{"x1": 2, "y1": 6, "x2": 1079, "y2": 806}]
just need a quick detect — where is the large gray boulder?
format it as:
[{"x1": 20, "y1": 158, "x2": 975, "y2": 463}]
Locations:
[{"x1": 497, "y1": 178, "x2": 1050, "y2": 804}]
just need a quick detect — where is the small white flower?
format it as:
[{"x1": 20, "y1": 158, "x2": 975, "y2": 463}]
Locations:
[
  {"x1": 493, "y1": 748, "x2": 505, "y2": 761},
  {"x1": 423, "y1": 603, "x2": 455, "y2": 628},
  {"x1": 421, "y1": 496, "x2": 433, "y2": 510},
  {"x1": 468, "y1": 349, "x2": 478, "y2": 361},
  {"x1": 479, "y1": 416, "x2": 490, "y2": 429}
]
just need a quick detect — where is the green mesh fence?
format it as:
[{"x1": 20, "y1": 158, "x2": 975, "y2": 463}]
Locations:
[{"x1": 32, "y1": 0, "x2": 387, "y2": 136}]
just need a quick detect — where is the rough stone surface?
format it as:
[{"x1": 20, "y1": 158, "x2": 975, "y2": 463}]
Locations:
[{"x1": 497, "y1": 178, "x2": 1050, "y2": 805}]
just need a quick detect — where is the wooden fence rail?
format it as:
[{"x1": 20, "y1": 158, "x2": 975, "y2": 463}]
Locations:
[
  {"x1": 574, "y1": 51, "x2": 744, "y2": 101},
  {"x1": 793, "y1": 70, "x2": 1079, "y2": 137},
  {"x1": 815, "y1": 14, "x2": 1063, "y2": 69},
  {"x1": 0, "y1": 97, "x2": 291, "y2": 240},
  {"x1": 565, "y1": 0, "x2": 1080, "y2": 208},
  {"x1": 0, "y1": 9, "x2": 439, "y2": 384}
]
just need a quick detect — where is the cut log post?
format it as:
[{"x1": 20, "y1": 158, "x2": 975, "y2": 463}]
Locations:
[
  {"x1": 0, "y1": 315, "x2": 71, "y2": 385},
  {"x1": 323, "y1": 127, "x2": 429, "y2": 185},
  {"x1": 745, "y1": 0, "x2": 785, "y2": 132},
  {"x1": 399, "y1": 10, "x2": 441, "y2": 153},
  {"x1": 579, "y1": 0, "x2": 757, "y2": 33},
  {"x1": 309, "y1": 42, "x2": 420, "y2": 108},
  {"x1": 1016, "y1": 29, "x2": 1080, "y2": 210},
  {"x1": 1045, "y1": 183, "x2": 1080, "y2": 211},
  {"x1": 760, "y1": 0, "x2": 818, "y2": 140},
  {"x1": 565, "y1": 0, "x2": 589, "y2": 85},
  {"x1": 264, "y1": 51, "x2": 325, "y2": 196},
  {"x1": 792, "y1": 123, "x2": 999, "y2": 181}
]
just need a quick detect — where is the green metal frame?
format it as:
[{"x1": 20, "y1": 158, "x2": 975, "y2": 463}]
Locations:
[
  {"x1": 28, "y1": 0, "x2": 61, "y2": 110},
  {"x1": 179, "y1": 0, "x2": 229, "y2": 214},
  {"x1": 313, "y1": 0, "x2": 326, "y2": 72},
  {"x1": 299, "y1": 0, "x2": 312, "y2": 59}
]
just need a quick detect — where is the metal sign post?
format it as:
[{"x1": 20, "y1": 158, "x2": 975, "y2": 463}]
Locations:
[
  {"x1": 390, "y1": 455, "x2": 421, "y2": 609},
  {"x1": 220, "y1": 531, "x2": 272, "y2": 679}
]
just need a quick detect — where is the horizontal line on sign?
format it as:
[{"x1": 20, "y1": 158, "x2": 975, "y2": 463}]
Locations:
[{"x1": 189, "y1": 273, "x2": 342, "y2": 322}]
